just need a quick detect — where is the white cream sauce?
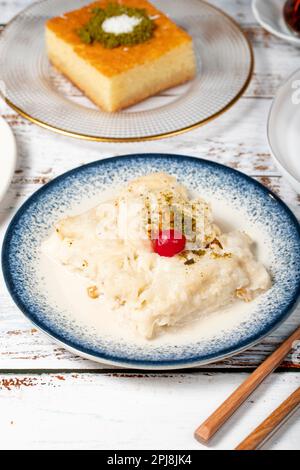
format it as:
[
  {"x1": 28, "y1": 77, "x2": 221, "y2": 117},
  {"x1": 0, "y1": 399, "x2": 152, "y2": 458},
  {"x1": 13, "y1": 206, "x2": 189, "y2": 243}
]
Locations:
[{"x1": 39, "y1": 174, "x2": 273, "y2": 344}]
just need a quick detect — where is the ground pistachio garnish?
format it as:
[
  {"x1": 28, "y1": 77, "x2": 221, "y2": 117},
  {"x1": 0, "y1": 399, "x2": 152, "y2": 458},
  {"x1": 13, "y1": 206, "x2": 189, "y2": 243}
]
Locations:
[
  {"x1": 210, "y1": 252, "x2": 232, "y2": 259},
  {"x1": 192, "y1": 249, "x2": 206, "y2": 257},
  {"x1": 184, "y1": 258, "x2": 195, "y2": 266},
  {"x1": 78, "y1": 3, "x2": 156, "y2": 48}
]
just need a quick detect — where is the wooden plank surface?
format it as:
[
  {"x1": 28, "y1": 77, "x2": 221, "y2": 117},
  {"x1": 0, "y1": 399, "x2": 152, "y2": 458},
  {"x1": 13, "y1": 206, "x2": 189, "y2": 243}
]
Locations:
[
  {"x1": 0, "y1": 0, "x2": 299, "y2": 451},
  {"x1": 0, "y1": 371, "x2": 299, "y2": 449},
  {"x1": 0, "y1": 0, "x2": 299, "y2": 372}
]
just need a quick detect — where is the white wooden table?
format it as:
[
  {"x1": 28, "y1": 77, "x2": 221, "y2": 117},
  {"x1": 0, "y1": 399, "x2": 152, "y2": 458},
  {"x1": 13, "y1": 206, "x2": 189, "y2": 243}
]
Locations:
[{"x1": 0, "y1": 0, "x2": 299, "y2": 450}]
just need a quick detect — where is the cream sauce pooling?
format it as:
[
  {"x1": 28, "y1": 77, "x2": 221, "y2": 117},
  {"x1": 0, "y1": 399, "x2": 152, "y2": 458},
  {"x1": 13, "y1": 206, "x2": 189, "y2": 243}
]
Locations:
[{"x1": 42, "y1": 173, "x2": 271, "y2": 339}]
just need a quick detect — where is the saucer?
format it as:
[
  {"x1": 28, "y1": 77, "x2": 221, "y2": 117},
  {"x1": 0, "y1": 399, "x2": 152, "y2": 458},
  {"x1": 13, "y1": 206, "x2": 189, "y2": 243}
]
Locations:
[{"x1": 252, "y1": 0, "x2": 300, "y2": 46}]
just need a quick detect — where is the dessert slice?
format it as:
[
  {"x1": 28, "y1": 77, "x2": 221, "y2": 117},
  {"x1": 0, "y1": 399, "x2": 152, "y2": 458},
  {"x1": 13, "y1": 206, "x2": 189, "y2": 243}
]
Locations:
[{"x1": 45, "y1": 0, "x2": 196, "y2": 112}]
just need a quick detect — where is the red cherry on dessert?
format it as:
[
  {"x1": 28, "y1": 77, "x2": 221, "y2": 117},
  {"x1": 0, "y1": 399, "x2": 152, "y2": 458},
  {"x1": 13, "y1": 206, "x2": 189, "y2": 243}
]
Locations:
[{"x1": 152, "y1": 229, "x2": 186, "y2": 257}]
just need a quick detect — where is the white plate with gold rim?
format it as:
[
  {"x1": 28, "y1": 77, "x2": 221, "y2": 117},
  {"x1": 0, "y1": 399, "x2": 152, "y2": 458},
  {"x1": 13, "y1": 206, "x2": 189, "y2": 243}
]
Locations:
[{"x1": 0, "y1": 0, "x2": 253, "y2": 142}]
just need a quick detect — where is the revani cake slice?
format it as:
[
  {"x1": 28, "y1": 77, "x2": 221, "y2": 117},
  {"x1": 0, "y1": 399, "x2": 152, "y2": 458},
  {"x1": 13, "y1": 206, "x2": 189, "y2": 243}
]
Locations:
[{"x1": 45, "y1": 0, "x2": 196, "y2": 112}]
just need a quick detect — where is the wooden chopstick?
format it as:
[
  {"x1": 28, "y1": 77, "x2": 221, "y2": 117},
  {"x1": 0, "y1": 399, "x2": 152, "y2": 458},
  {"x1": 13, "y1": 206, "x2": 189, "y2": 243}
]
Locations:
[
  {"x1": 235, "y1": 387, "x2": 300, "y2": 450},
  {"x1": 194, "y1": 326, "x2": 300, "y2": 444}
]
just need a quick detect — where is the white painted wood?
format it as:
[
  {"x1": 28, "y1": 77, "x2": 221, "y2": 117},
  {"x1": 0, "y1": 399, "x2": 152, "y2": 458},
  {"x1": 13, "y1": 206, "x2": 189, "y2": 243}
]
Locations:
[
  {"x1": 0, "y1": 0, "x2": 299, "y2": 452},
  {"x1": 0, "y1": 0, "x2": 300, "y2": 370},
  {"x1": 0, "y1": 372, "x2": 299, "y2": 449},
  {"x1": 0, "y1": 98, "x2": 297, "y2": 179}
]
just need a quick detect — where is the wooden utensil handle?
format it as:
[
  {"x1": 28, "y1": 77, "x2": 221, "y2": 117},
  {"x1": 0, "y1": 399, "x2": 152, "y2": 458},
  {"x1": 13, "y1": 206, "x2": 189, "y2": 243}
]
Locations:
[
  {"x1": 236, "y1": 387, "x2": 300, "y2": 450},
  {"x1": 194, "y1": 326, "x2": 300, "y2": 443}
]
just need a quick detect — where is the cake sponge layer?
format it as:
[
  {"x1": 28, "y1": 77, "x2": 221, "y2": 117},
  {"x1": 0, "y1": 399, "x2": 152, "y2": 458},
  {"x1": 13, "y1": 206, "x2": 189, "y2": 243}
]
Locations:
[{"x1": 46, "y1": 0, "x2": 196, "y2": 112}]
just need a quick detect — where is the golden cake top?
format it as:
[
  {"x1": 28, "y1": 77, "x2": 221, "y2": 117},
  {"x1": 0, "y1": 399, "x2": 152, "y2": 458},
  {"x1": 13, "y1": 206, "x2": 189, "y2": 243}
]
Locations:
[{"x1": 46, "y1": 0, "x2": 193, "y2": 77}]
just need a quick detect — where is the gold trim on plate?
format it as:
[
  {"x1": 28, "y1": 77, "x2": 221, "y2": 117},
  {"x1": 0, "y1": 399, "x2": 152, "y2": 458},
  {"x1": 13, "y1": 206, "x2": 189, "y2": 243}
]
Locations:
[{"x1": 0, "y1": 0, "x2": 254, "y2": 142}]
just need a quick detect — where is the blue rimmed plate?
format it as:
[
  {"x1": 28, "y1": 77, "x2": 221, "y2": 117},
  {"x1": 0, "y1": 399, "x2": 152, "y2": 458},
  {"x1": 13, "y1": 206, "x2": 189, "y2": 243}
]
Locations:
[{"x1": 2, "y1": 154, "x2": 300, "y2": 369}]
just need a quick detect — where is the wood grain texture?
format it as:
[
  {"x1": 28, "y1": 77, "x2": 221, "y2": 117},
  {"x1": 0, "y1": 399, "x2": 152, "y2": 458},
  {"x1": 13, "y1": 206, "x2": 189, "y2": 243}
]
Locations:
[
  {"x1": 0, "y1": 0, "x2": 299, "y2": 451},
  {"x1": 0, "y1": 371, "x2": 299, "y2": 449},
  {"x1": 236, "y1": 387, "x2": 300, "y2": 450},
  {"x1": 195, "y1": 327, "x2": 300, "y2": 442},
  {"x1": 0, "y1": 0, "x2": 299, "y2": 371},
  {"x1": 0, "y1": 98, "x2": 297, "y2": 178}
]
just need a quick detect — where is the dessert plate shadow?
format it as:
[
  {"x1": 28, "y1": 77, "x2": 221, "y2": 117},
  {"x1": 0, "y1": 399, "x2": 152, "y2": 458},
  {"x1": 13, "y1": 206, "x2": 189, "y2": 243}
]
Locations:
[
  {"x1": 0, "y1": 0, "x2": 253, "y2": 141},
  {"x1": 2, "y1": 154, "x2": 300, "y2": 370}
]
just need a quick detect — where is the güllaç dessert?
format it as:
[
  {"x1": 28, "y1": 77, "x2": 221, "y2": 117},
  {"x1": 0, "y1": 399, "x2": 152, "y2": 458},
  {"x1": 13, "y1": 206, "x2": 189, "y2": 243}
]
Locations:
[{"x1": 43, "y1": 173, "x2": 271, "y2": 339}]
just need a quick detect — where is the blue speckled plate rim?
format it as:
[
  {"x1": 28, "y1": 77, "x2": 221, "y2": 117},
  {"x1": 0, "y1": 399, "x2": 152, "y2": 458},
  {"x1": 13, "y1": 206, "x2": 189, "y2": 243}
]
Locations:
[{"x1": 2, "y1": 153, "x2": 300, "y2": 369}]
